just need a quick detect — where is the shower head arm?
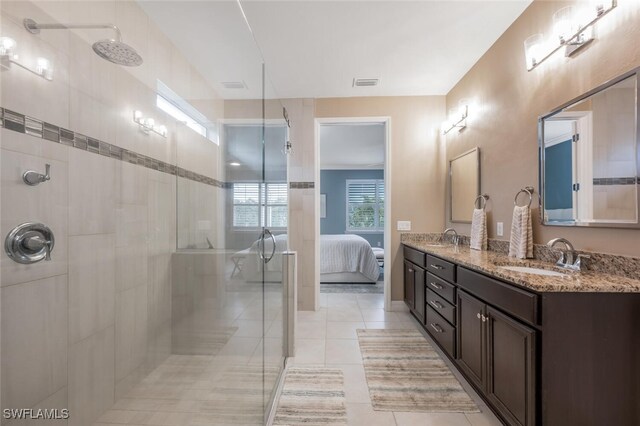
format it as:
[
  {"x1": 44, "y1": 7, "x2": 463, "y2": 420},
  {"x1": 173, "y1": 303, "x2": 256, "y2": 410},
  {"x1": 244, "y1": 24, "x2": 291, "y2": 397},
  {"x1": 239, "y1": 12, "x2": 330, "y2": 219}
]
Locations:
[{"x1": 24, "y1": 19, "x2": 122, "y2": 42}]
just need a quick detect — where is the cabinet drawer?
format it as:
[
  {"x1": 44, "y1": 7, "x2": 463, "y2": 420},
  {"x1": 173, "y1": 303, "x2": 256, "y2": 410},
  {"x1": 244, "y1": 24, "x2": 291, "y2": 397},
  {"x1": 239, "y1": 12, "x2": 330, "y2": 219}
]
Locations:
[
  {"x1": 426, "y1": 289, "x2": 456, "y2": 326},
  {"x1": 458, "y1": 268, "x2": 539, "y2": 325},
  {"x1": 426, "y1": 255, "x2": 456, "y2": 282},
  {"x1": 404, "y1": 245, "x2": 426, "y2": 268},
  {"x1": 426, "y1": 305, "x2": 456, "y2": 358},
  {"x1": 426, "y1": 273, "x2": 456, "y2": 305}
]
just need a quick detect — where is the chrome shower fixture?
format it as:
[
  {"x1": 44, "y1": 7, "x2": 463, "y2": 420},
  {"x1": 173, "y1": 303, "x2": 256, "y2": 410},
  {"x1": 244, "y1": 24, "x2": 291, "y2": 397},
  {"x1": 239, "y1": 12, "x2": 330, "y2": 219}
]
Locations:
[{"x1": 23, "y1": 18, "x2": 143, "y2": 66}]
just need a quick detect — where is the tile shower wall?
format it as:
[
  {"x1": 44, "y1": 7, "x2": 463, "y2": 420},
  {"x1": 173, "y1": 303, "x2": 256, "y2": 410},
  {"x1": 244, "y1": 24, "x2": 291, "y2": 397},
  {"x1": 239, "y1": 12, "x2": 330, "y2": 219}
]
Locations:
[{"x1": 0, "y1": 1, "x2": 223, "y2": 425}]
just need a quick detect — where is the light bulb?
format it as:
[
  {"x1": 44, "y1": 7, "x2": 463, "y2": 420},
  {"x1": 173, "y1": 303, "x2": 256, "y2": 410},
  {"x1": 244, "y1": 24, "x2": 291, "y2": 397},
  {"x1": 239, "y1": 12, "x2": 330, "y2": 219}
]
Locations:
[
  {"x1": 133, "y1": 110, "x2": 143, "y2": 122},
  {"x1": 553, "y1": 6, "x2": 579, "y2": 44},
  {"x1": 145, "y1": 118, "x2": 155, "y2": 128},
  {"x1": 524, "y1": 34, "x2": 544, "y2": 70},
  {"x1": 158, "y1": 125, "x2": 167, "y2": 137},
  {"x1": 0, "y1": 37, "x2": 16, "y2": 56}
]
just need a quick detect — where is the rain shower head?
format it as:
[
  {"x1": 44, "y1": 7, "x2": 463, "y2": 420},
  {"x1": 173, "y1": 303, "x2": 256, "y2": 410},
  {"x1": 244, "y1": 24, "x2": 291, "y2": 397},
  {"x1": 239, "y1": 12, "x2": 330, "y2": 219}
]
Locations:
[
  {"x1": 24, "y1": 18, "x2": 143, "y2": 67},
  {"x1": 92, "y1": 39, "x2": 143, "y2": 67}
]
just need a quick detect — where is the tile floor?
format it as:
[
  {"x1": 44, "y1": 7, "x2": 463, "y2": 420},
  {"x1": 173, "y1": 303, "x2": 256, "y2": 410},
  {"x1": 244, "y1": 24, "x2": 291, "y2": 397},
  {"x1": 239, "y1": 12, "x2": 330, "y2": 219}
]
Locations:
[{"x1": 292, "y1": 292, "x2": 503, "y2": 426}]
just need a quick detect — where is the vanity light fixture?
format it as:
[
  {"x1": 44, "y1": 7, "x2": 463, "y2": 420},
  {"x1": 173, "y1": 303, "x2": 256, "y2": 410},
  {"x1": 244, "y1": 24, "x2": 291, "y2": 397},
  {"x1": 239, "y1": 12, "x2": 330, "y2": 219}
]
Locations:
[
  {"x1": 133, "y1": 110, "x2": 167, "y2": 137},
  {"x1": 0, "y1": 36, "x2": 53, "y2": 81},
  {"x1": 524, "y1": 0, "x2": 616, "y2": 71},
  {"x1": 442, "y1": 100, "x2": 468, "y2": 135}
]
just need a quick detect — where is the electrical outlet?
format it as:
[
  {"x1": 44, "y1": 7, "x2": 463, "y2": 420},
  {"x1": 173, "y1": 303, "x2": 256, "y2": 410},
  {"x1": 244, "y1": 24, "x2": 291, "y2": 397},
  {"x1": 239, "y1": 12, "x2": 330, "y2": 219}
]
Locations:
[
  {"x1": 397, "y1": 221, "x2": 411, "y2": 231},
  {"x1": 497, "y1": 222, "x2": 504, "y2": 237}
]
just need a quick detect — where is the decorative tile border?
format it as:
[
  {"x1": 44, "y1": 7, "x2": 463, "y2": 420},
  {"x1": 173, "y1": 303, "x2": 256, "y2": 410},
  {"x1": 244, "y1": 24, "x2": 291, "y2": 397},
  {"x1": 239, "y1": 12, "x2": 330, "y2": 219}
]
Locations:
[
  {"x1": 290, "y1": 182, "x2": 315, "y2": 189},
  {"x1": 592, "y1": 177, "x2": 639, "y2": 185},
  {"x1": 0, "y1": 107, "x2": 225, "y2": 188}
]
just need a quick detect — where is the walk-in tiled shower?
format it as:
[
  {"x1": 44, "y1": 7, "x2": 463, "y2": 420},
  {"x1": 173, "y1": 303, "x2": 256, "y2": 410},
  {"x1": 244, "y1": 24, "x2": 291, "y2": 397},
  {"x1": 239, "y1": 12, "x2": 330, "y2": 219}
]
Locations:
[{"x1": 0, "y1": 1, "x2": 291, "y2": 424}]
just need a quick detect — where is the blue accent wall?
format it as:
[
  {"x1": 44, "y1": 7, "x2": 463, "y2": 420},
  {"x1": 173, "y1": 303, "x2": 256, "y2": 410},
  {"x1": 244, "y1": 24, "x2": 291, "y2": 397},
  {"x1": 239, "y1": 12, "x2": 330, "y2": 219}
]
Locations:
[
  {"x1": 320, "y1": 169, "x2": 384, "y2": 248},
  {"x1": 544, "y1": 140, "x2": 573, "y2": 210}
]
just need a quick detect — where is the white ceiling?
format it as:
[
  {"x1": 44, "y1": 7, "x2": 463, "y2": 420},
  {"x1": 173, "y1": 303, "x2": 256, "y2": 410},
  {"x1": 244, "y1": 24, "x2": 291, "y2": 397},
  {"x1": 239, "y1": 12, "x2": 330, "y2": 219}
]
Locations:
[
  {"x1": 320, "y1": 123, "x2": 385, "y2": 169},
  {"x1": 140, "y1": 1, "x2": 532, "y2": 100}
]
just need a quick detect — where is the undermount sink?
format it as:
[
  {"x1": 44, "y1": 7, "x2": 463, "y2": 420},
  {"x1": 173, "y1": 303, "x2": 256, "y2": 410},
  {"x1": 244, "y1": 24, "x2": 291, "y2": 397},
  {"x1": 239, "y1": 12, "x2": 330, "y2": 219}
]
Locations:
[{"x1": 499, "y1": 266, "x2": 567, "y2": 277}]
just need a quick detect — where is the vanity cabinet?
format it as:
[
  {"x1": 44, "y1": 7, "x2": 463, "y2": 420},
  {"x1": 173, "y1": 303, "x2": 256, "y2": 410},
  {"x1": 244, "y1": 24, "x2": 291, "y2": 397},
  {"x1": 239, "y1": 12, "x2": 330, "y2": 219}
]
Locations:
[
  {"x1": 457, "y1": 289, "x2": 536, "y2": 426},
  {"x1": 403, "y1": 260, "x2": 425, "y2": 323}
]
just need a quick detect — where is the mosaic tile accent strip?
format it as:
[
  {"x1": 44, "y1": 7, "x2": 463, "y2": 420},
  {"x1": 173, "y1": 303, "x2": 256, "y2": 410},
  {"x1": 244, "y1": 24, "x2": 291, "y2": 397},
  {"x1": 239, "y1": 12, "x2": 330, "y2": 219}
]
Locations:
[
  {"x1": 592, "y1": 177, "x2": 638, "y2": 185},
  {"x1": 290, "y1": 182, "x2": 315, "y2": 189},
  {"x1": 401, "y1": 232, "x2": 640, "y2": 281},
  {"x1": 0, "y1": 107, "x2": 226, "y2": 188}
]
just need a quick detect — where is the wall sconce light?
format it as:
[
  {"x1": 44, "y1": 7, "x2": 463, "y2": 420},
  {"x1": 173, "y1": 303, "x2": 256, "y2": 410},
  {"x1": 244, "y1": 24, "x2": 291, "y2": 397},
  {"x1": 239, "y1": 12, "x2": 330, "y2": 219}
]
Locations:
[
  {"x1": 524, "y1": 0, "x2": 616, "y2": 71},
  {"x1": 133, "y1": 110, "x2": 167, "y2": 137},
  {"x1": 0, "y1": 36, "x2": 53, "y2": 81},
  {"x1": 442, "y1": 100, "x2": 468, "y2": 135}
]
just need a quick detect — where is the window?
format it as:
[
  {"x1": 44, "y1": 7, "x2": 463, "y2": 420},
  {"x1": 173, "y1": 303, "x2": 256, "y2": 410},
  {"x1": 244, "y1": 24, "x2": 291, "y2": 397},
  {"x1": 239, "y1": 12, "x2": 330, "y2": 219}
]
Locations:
[
  {"x1": 156, "y1": 80, "x2": 218, "y2": 144},
  {"x1": 346, "y1": 179, "x2": 384, "y2": 232},
  {"x1": 233, "y1": 182, "x2": 288, "y2": 228}
]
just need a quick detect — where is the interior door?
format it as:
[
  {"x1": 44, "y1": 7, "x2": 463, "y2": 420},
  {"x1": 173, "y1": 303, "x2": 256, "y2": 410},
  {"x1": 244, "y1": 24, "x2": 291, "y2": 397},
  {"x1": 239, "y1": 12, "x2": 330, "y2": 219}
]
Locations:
[{"x1": 457, "y1": 289, "x2": 486, "y2": 390}]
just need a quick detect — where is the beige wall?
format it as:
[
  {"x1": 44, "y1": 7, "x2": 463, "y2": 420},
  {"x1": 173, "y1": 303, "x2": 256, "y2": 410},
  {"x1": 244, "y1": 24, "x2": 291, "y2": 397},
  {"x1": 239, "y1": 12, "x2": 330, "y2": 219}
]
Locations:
[
  {"x1": 316, "y1": 97, "x2": 446, "y2": 301},
  {"x1": 445, "y1": 0, "x2": 640, "y2": 257}
]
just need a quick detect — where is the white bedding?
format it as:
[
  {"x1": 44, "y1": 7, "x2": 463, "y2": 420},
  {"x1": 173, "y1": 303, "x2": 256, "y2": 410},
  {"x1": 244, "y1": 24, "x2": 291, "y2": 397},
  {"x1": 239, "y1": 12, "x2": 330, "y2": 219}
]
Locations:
[{"x1": 320, "y1": 234, "x2": 380, "y2": 282}]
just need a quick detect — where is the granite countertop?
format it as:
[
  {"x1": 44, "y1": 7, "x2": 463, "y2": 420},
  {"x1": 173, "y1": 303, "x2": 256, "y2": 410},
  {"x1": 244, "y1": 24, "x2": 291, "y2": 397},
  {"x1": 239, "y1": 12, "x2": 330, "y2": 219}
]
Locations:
[{"x1": 402, "y1": 241, "x2": 640, "y2": 293}]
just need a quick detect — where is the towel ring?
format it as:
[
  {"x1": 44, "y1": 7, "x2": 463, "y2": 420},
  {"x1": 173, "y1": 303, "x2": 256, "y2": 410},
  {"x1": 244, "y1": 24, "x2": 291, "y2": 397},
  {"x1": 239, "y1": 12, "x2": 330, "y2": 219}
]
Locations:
[
  {"x1": 514, "y1": 187, "x2": 534, "y2": 207},
  {"x1": 474, "y1": 194, "x2": 489, "y2": 210}
]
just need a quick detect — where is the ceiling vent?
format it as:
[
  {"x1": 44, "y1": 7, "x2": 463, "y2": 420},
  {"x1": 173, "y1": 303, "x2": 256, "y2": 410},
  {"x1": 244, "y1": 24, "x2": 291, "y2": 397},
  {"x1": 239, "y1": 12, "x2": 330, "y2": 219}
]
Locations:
[
  {"x1": 353, "y1": 78, "x2": 379, "y2": 87},
  {"x1": 221, "y1": 81, "x2": 247, "y2": 89}
]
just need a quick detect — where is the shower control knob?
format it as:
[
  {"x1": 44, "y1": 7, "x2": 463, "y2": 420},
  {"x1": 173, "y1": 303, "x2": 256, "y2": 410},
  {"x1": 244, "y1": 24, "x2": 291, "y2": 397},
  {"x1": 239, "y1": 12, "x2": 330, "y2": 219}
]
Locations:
[
  {"x1": 23, "y1": 163, "x2": 50, "y2": 186},
  {"x1": 5, "y1": 222, "x2": 55, "y2": 264}
]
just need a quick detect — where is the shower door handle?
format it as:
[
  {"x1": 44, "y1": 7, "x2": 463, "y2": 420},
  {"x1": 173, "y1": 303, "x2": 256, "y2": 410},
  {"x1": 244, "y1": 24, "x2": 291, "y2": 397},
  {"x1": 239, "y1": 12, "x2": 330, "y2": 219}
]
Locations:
[
  {"x1": 257, "y1": 230, "x2": 266, "y2": 261},
  {"x1": 264, "y1": 229, "x2": 276, "y2": 264}
]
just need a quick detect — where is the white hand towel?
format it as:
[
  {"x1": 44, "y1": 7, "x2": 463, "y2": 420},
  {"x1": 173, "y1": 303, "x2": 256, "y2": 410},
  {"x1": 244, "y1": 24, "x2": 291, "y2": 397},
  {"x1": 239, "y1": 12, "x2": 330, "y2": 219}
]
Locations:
[
  {"x1": 508, "y1": 205, "x2": 533, "y2": 259},
  {"x1": 470, "y1": 208, "x2": 487, "y2": 251}
]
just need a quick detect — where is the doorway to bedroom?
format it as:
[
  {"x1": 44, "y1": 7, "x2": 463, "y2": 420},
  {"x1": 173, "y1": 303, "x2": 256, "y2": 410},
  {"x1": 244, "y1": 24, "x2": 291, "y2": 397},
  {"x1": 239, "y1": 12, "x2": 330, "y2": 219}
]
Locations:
[{"x1": 317, "y1": 119, "x2": 389, "y2": 306}]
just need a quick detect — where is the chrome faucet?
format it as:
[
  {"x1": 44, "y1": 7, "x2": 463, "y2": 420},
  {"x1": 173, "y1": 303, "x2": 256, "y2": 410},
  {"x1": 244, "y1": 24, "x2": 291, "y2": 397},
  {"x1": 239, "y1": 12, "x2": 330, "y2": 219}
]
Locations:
[
  {"x1": 547, "y1": 238, "x2": 590, "y2": 271},
  {"x1": 441, "y1": 228, "x2": 459, "y2": 246}
]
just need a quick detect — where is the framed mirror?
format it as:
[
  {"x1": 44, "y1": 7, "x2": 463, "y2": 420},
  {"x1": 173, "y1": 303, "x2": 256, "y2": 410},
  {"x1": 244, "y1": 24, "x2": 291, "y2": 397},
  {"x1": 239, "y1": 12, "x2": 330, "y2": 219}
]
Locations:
[
  {"x1": 539, "y1": 69, "x2": 639, "y2": 228},
  {"x1": 450, "y1": 147, "x2": 480, "y2": 223}
]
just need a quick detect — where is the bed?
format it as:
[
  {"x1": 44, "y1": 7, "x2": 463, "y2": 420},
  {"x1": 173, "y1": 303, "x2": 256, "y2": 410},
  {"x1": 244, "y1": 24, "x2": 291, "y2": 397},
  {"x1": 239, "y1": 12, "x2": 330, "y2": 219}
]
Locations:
[
  {"x1": 240, "y1": 233, "x2": 381, "y2": 284},
  {"x1": 320, "y1": 234, "x2": 380, "y2": 284}
]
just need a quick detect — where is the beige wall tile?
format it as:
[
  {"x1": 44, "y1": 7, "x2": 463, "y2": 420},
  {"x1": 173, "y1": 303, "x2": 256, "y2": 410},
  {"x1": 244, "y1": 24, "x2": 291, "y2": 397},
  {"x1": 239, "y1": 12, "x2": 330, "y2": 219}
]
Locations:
[
  {"x1": 115, "y1": 285, "x2": 148, "y2": 382},
  {"x1": 1, "y1": 275, "x2": 68, "y2": 412},
  {"x1": 68, "y1": 234, "x2": 116, "y2": 344},
  {"x1": 68, "y1": 149, "x2": 116, "y2": 235},
  {"x1": 67, "y1": 326, "x2": 115, "y2": 426}
]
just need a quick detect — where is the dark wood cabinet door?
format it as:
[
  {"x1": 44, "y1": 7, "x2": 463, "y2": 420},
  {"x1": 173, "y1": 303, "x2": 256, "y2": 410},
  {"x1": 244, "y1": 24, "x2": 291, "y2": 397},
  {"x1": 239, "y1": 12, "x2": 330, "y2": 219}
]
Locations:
[
  {"x1": 404, "y1": 261, "x2": 415, "y2": 310},
  {"x1": 414, "y1": 266, "x2": 425, "y2": 323},
  {"x1": 486, "y1": 306, "x2": 536, "y2": 426},
  {"x1": 457, "y1": 290, "x2": 486, "y2": 390}
]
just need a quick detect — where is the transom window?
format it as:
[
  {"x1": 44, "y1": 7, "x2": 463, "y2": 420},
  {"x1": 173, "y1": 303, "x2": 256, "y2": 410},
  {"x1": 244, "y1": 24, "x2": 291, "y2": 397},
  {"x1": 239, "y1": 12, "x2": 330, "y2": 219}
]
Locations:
[
  {"x1": 233, "y1": 182, "x2": 288, "y2": 229},
  {"x1": 346, "y1": 179, "x2": 384, "y2": 232}
]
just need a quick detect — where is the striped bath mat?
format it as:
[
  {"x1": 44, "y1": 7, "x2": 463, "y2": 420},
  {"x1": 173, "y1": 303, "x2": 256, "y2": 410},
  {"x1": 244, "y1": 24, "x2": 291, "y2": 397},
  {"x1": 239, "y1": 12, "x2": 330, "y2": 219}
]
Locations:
[
  {"x1": 356, "y1": 329, "x2": 479, "y2": 413},
  {"x1": 273, "y1": 367, "x2": 347, "y2": 425}
]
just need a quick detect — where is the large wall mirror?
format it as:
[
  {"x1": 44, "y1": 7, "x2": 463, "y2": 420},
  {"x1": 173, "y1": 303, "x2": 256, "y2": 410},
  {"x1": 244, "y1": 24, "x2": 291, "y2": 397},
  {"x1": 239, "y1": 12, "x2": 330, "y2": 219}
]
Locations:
[
  {"x1": 539, "y1": 70, "x2": 639, "y2": 228},
  {"x1": 450, "y1": 147, "x2": 480, "y2": 223}
]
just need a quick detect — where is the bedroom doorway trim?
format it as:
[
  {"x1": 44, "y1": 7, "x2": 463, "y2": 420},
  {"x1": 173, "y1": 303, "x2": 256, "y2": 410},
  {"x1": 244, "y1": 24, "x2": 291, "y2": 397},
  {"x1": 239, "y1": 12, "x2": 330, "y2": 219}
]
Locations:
[{"x1": 314, "y1": 116, "x2": 392, "y2": 311}]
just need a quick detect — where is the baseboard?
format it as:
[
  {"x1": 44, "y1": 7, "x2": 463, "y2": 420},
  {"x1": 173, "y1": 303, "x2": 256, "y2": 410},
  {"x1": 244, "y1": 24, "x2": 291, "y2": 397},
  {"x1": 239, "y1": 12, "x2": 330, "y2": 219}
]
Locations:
[{"x1": 390, "y1": 300, "x2": 409, "y2": 312}]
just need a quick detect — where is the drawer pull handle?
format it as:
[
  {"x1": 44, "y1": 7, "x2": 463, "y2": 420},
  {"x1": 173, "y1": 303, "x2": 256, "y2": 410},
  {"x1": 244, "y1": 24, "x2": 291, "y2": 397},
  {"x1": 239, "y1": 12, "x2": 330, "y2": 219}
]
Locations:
[
  {"x1": 430, "y1": 323, "x2": 444, "y2": 333},
  {"x1": 408, "y1": 268, "x2": 414, "y2": 273},
  {"x1": 429, "y1": 300, "x2": 444, "y2": 309},
  {"x1": 430, "y1": 264, "x2": 444, "y2": 270},
  {"x1": 430, "y1": 282, "x2": 444, "y2": 290},
  {"x1": 477, "y1": 312, "x2": 481, "y2": 320}
]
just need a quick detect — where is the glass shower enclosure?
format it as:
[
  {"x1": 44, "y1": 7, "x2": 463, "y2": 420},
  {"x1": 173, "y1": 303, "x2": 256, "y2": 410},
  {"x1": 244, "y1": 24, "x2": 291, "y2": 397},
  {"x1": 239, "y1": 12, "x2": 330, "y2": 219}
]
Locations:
[{"x1": 0, "y1": 1, "x2": 290, "y2": 424}]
